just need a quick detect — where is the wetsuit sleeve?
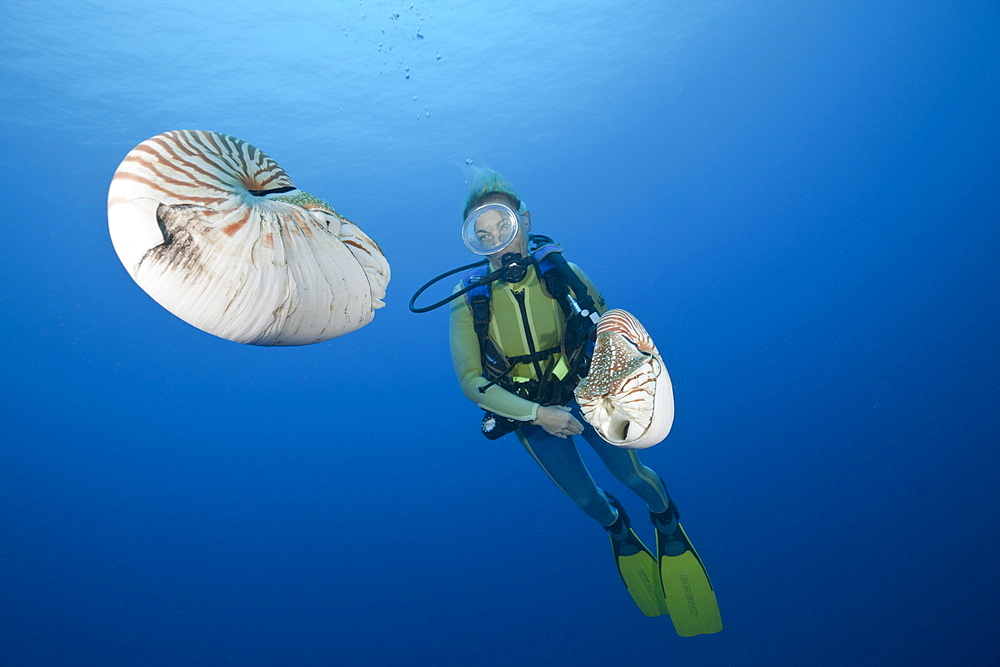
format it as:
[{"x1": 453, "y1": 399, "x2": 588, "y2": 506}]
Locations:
[
  {"x1": 449, "y1": 285, "x2": 540, "y2": 423},
  {"x1": 568, "y1": 262, "x2": 609, "y2": 315}
]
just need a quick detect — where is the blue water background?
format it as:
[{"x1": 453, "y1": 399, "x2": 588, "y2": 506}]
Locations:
[{"x1": 2, "y1": 1, "x2": 998, "y2": 665}]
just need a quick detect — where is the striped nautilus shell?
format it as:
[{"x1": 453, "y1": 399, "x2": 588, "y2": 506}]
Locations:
[
  {"x1": 575, "y1": 309, "x2": 674, "y2": 449},
  {"x1": 107, "y1": 130, "x2": 390, "y2": 346}
]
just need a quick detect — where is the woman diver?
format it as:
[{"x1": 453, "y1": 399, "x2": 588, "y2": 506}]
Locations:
[{"x1": 411, "y1": 168, "x2": 721, "y2": 636}]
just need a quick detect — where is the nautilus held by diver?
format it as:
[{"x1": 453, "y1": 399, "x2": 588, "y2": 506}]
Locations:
[
  {"x1": 107, "y1": 130, "x2": 390, "y2": 346},
  {"x1": 575, "y1": 310, "x2": 674, "y2": 449}
]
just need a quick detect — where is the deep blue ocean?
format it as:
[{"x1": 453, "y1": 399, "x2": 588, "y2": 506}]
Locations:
[{"x1": 2, "y1": 2, "x2": 998, "y2": 665}]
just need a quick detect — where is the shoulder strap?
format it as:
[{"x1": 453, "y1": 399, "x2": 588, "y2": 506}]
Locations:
[
  {"x1": 532, "y1": 243, "x2": 599, "y2": 389},
  {"x1": 463, "y1": 266, "x2": 507, "y2": 393},
  {"x1": 533, "y1": 243, "x2": 596, "y2": 315},
  {"x1": 463, "y1": 265, "x2": 492, "y2": 336}
]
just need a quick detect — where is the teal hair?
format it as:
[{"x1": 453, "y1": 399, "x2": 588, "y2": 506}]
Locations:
[{"x1": 462, "y1": 166, "x2": 527, "y2": 218}]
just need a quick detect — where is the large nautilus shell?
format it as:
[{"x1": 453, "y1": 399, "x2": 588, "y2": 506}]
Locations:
[
  {"x1": 107, "y1": 130, "x2": 390, "y2": 346},
  {"x1": 575, "y1": 309, "x2": 674, "y2": 449}
]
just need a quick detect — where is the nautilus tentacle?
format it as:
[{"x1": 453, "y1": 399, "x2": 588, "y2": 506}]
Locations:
[
  {"x1": 575, "y1": 309, "x2": 674, "y2": 449},
  {"x1": 108, "y1": 130, "x2": 390, "y2": 346}
]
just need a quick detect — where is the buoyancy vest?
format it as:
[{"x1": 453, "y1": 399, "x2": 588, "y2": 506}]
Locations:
[{"x1": 463, "y1": 243, "x2": 598, "y2": 406}]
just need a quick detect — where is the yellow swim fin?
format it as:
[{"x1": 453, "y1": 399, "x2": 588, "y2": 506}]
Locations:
[
  {"x1": 655, "y1": 522, "x2": 723, "y2": 637},
  {"x1": 606, "y1": 494, "x2": 668, "y2": 616},
  {"x1": 610, "y1": 527, "x2": 668, "y2": 616}
]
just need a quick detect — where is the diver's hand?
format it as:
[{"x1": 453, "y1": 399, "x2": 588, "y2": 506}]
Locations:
[{"x1": 533, "y1": 405, "x2": 585, "y2": 439}]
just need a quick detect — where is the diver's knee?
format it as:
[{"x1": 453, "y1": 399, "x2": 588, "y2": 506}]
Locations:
[
  {"x1": 573, "y1": 489, "x2": 610, "y2": 516},
  {"x1": 619, "y1": 471, "x2": 649, "y2": 493}
]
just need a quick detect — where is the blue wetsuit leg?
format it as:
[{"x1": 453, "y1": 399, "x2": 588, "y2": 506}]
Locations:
[
  {"x1": 515, "y1": 402, "x2": 670, "y2": 526},
  {"x1": 574, "y1": 404, "x2": 670, "y2": 514}
]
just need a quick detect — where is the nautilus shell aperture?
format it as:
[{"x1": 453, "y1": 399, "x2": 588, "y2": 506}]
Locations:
[
  {"x1": 107, "y1": 130, "x2": 390, "y2": 346},
  {"x1": 575, "y1": 309, "x2": 674, "y2": 449}
]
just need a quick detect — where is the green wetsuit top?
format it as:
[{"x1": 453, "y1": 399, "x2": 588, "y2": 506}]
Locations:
[{"x1": 449, "y1": 261, "x2": 607, "y2": 423}]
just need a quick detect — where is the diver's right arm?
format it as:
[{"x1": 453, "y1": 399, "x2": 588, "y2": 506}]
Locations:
[
  {"x1": 448, "y1": 286, "x2": 585, "y2": 438},
  {"x1": 449, "y1": 290, "x2": 540, "y2": 423}
]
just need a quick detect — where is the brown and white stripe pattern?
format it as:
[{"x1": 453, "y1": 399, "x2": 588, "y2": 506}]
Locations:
[
  {"x1": 575, "y1": 309, "x2": 674, "y2": 449},
  {"x1": 108, "y1": 130, "x2": 389, "y2": 346}
]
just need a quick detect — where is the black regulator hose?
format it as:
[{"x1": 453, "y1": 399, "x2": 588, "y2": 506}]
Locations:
[
  {"x1": 408, "y1": 259, "x2": 488, "y2": 313},
  {"x1": 408, "y1": 235, "x2": 558, "y2": 314}
]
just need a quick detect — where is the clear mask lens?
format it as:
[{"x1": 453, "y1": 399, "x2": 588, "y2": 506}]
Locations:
[{"x1": 462, "y1": 203, "x2": 520, "y2": 255}]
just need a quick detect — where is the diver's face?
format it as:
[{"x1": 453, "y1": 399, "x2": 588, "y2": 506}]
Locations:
[{"x1": 474, "y1": 209, "x2": 515, "y2": 251}]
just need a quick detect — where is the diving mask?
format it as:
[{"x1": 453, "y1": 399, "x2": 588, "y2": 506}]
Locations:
[{"x1": 462, "y1": 203, "x2": 522, "y2": 255}]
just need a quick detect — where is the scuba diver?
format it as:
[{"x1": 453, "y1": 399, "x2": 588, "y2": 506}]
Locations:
[{"x1": 410, "y1": 169, "x2": 721, "y2": 636}]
